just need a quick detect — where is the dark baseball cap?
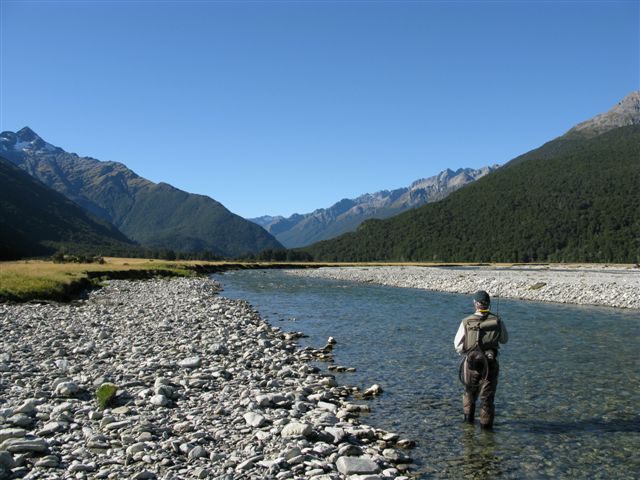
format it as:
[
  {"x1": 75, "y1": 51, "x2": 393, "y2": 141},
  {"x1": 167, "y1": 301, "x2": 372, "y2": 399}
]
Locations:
[{"x1": 473, "y1": 290, "x2": 491, "y2": 304}]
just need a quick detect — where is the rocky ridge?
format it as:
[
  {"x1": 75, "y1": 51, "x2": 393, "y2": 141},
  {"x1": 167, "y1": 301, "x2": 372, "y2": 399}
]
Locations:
[
  {"x1": 568, "y1": 91, "x2": 640, "y2": 137},
  {"x1": 0, "y1": 128, "x2": 283, "y2": 257},
  {"x1": 251, "y1": 166, "x2": 499, "y2": 248},
  {"x1": 0, "y1": 278, "x2": 414, "y2": 479}
]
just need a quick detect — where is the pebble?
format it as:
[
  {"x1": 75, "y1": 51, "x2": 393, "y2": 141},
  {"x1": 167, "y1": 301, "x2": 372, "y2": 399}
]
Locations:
[
  {"x1": 280, "y1": 422, "x2": 313, "y2": 438},
  {"x1": 335, "y1": 456, "x2": 381, "y2": 475},
  {"x1": 0, "y1": 277, "x2": 414, "y2": 479}
]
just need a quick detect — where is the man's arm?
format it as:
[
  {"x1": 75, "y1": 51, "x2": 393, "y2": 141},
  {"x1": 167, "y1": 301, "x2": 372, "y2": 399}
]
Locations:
[
  {"x1": 499, "y1": 318, "x2": 508, "y2": 344},
  {"x1": 454, "y1": 322, "x2": 465, "y2": 354}
]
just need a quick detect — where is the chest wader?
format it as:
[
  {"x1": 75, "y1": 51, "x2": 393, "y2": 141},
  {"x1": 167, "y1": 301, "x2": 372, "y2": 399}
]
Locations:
[{"x1": 458, "y1": 314, "x2": 501, "y2": 428}]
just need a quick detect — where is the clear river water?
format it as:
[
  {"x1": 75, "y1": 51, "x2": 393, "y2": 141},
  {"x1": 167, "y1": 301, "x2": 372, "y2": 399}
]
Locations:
[{"x1": 212, "y1": 269, "x2": 639, "y2": 479}]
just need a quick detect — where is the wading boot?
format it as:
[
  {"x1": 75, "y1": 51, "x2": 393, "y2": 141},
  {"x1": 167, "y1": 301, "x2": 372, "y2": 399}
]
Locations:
[
  {"x1": 480, "y1": 422, "x2": 493, "y2": 431},
  {"x1": 464, "y1": 414, "x2": 474, "y2": 424}
]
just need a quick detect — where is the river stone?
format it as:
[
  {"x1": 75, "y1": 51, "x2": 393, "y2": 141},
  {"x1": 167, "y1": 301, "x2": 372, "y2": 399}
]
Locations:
[
  {"x1": 0, "y1": 429, "x2": 26, "y2": 443},
  {"x1": 362, "y1": 384, "x2": 383, "y2": 397},
  {"x1": 188, "y1": 445, "x2": 207, "y2": 461},
  {"x1": 383, "y1": 448, "x2": 412, "y2": 463},
  {"x1": 211, "y1": 343, "x2": 228, "y2": 355},
  {"x1": 338, "y1": 444, "x2": 363, "y2": 456},
  {"x1": 14, "y1": 399, "x2": 38, "y2": 415},
  {"x1": 0, "y1": 451, "x2": 15, "y2": 469},
  {"x1": 1, "y1": 438, "x2": 49, "y2": 454},
  {"x1": 8, "y1": 414, "x2": 32, "y2": 428},
  {"x1": 126, "y1": 442, "x2": 147, "y2": 456},
  {"x1": 243, "y1": 412, "x2": 267, "y2": 428},
  {"x1": 178, "y1": 356, "x2": 202, "y2": 369},
  {"x1": 68, "y1": 462, "x2": 96, "y2": 473},
  {"x1": 35, "y1": 455, "x2": 59, "y2": 468},
  {"x1": 317, "y1": 401, "x2": 338, "y2": 413},
  {"x1": 131, "y1": 470, "x2": 157, "y2": 480},
  {"x1": 55, "y1": 381, "x2": 80, "y2": 397},
  {"x1": 37, "y1": 421, "x2": 66, "y2": 436},
  {"x1": 150, "y1": 394, "x2": 170, "y2": 407},
  {"x1": 335, "y1": 456, "x2": 381, "y2": 475},
  {"x1": 283, "y1": 447, "x2": 302, "y2": 460},
  {"x1": 280, "y1": 422, "x2": 313, "y2": 438}
]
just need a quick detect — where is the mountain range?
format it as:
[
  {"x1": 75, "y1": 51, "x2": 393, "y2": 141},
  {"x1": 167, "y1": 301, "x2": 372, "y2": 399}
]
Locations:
[
  {"x1": 251, "y1": 165, "x2": 499, "y2": 248},
  {"x1": 303, "y1": 91, "x2": 640, "y2": 263},
  {"x1": 0, "y1": 129, "x2": 283, "y2": 257}
]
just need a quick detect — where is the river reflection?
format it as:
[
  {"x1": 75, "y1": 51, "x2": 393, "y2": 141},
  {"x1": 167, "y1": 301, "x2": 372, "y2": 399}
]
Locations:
[{"x1": 213, "y1": 270, "x2": 640, "y2": 479}]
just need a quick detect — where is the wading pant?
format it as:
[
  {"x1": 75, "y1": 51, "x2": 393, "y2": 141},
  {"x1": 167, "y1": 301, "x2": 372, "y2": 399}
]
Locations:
[{"x1": 463, "y1": 351, "x2": 500, "y2": 427}]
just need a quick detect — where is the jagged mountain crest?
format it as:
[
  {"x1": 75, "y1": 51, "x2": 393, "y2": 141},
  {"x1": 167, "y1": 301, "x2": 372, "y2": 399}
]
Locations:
[
  {"x1": 1, "y1": 127, "x2": 61, "y2": 154},
  {"x1": 1, "y1": 128, "x2": 283, "y2": 256},
  {"x1": 568, "y1": 91, "x2": 640, "y2": 137},
  {"x1": 252, "y1": 165, "x2": 499, "y2": 248}
]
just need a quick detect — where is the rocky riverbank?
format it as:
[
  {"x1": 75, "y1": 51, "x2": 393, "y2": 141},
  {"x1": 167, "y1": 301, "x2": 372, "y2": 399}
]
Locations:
[
  {"x1": 0, "y1": 278, "x2": 415, "y2": 480},
  {"x1": 285, "y1": 265, "x2": 640, "y2": 309}
]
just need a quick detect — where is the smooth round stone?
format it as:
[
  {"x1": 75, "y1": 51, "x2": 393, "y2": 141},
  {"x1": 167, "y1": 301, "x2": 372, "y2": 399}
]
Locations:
[
  {"x1": 178, "y1": 357, "x2": 202, "y2": 369},
  {"x1": 243, "y1": 412, "x2": 267, "y2": 428},
  {"x1": 149, "y1": 395, "x2": 170, "y2": 407},
  {"x1": 188, "y1": 446, "x2": 207, "y2": 461},
  {"x1": 55, "y1": 381, "x2": 80, "y2": 397},
  {"x1": 280, "y1": 422, "x2": 313, "y2": 438},
  {"x1": 335, "y1": 456, "x2": 381, "y2": 475},
  {"x1": 8, "y1": 414, "x2": 33, "y2": 428}
]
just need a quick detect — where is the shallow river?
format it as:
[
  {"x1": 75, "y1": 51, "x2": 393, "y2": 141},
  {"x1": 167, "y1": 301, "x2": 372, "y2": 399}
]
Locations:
[{"x1": 213, "y1": 269, "x2": 639, "y2": 479}]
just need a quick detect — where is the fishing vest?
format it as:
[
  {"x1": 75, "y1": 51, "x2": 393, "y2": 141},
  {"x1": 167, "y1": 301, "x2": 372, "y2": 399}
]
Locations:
[{"x1": 462, "y1": 313, "x2": 502, "y2": 352}]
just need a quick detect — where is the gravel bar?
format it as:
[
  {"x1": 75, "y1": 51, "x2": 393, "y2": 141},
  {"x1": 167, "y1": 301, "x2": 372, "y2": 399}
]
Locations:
[
  {"x1": 0, "y1": 277, "x2": 415, "y2": 480},
  {"x1": 285, "y1": 265, "x2": 640, "y2": 310}
]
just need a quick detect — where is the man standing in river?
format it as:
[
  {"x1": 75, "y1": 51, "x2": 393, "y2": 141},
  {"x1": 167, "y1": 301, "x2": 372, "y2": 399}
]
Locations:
[{"x1": 454, "y1": 290, "x2": 508, "y2": 430}]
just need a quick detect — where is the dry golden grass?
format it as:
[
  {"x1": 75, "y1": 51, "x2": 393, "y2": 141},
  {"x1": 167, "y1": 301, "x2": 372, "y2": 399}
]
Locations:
[{"x1": 0, "y1": 258, "x2": 206, "y2": 302}]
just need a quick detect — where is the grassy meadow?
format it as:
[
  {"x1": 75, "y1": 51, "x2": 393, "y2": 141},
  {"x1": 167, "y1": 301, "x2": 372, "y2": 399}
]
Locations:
[{"x1": 0, "y1": 257, "x2": 209, "y2": 302}]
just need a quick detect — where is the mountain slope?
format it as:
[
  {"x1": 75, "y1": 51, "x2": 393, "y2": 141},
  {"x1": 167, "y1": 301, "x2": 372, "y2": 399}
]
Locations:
[
  {"x1": 0, "y1": 156, "x2": 135, "y2": 259},
  {"x1": 303, "y1": 93, "x2": 640, "y2": 263},
  {"x1": 0, "y1": 129, "x2": 283, "y2": 257},
  {"x1": 252, "y1": 166, "x2": 498, "y2": 248},
  {"x1": 568, "y1": 91, "x2": 640, "y2": 138}
]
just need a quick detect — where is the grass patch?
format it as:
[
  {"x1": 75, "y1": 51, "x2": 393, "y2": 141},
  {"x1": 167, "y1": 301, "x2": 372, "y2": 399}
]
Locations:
[{"x1": 0, "y1": 257, "x2": 206, "y2": 302}]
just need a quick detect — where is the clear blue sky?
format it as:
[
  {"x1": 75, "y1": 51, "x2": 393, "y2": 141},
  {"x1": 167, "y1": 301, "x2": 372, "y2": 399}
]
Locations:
[{"x1": 1, "y1": 0, "x2": 638, "y2": 218}]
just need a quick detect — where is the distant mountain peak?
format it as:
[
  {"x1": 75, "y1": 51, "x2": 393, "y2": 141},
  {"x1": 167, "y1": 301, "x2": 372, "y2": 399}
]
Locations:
[
  {"x1": 251, "y1": 165, "x2": 499, "y2": 248},
  {"x1": 1, "y1": 126, "x2": 59, "y2": 154},
  {"x1": 568, "y1": 91, "x2": 640, "y2": 137},
  {"x1": 1, "y1": 127, "x2": 283, "y2": 256},
  {"x1": 17, "y1": 126, "x2": 41, "y2": 141}
]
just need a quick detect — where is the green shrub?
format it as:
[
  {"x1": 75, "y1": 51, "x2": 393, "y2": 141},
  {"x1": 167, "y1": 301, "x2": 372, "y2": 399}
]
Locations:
[{"x1": 96, "y1": 382, "x2": 118, "y2": 409}]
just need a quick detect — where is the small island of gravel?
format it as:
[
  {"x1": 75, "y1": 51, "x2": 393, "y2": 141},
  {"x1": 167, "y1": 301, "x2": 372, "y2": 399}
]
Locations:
[
  {"x1": 0, "y1": 278, "x2": 414, "y2": 480},
  {"x1": 285, "y1": 265, "x2": 640, "y2": 310}
]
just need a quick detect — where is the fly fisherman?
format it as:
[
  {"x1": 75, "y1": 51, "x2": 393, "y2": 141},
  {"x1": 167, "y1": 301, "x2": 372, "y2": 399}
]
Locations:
[{"x1": 454, "y1": 290, "x2": 508, "y2": 430}]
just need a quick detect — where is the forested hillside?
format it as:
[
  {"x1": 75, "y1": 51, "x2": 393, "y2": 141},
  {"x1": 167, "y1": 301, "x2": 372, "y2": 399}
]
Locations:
[
  {"x1": 0, "y1": 157, "x2": 135, "y2": 259},
  {"x1": 303, "y1": 125, "x2": 640, "y2": 263}
]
